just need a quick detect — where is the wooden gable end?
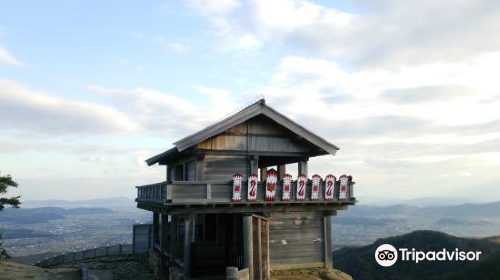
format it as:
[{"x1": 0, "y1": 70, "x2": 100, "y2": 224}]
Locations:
[{"x1": 195, "y1": 115, "x2": 321, "y2": 155}]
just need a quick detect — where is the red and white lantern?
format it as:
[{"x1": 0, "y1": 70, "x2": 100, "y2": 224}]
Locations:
[
  {"x1": 265, "y1": 169, "x2": 277, "y2": 201},
  {"x1": 311, "y1": 174, "x2": 321, "y2": 200},
  {"x1": 339, "y1": 174, "x2": 349, "y2": 200},
  {"x1": 296, "y1": 174, "x2": 307, "y2": 201},
  {"x1": 282, "y1": 174, "x2": 292, "y2": 201},
  {"x1": 232, "y1": 173, "x2": 243, "y2": 202},
  {"x1": 325, "y1": 174, "x2": 335, "y2": 200},
  {"x1": 247, "y1": 174, "x2": 258, "y2": 202}
]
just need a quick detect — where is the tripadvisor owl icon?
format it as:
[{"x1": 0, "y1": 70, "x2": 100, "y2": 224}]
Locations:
[{"x1": 375, "y1": 244, "x2": 398, "y2": 267}]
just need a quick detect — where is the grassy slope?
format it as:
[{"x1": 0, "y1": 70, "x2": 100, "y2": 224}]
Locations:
[{"x1": 0, "y1": 261, "x2": 80, "y2": 280}]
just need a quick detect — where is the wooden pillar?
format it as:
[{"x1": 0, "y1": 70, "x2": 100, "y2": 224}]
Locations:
[
  {"x1": 256, "y1": 220, "x2": 262, "y2": 280},
  {"x1": 277, "y1": 164, "x2": 286, "y2": 180},
  {"x1": 161, "y1": 214, "x2": 169, "y2": 250},
  {"x1": 243, "y1": 215, "x2": 254, "y2": 280},
  {"x1": 184, "y1": 215, "x2": 194, "y2": 278},
  {"x1": 323, "y1": 214, "x2": 333, "y2": 269},
  {"x1": 265, "y1": 220, "x2": 270, "y2": 280},
  {"x1": 298, "y1": 159, "x2": 308, "y2": 177},
  {"x1": 196, "y1": 155, "x2": 205, "y2": 181},
  {"x1": 170, "y1": 216, "x2": 179, "y2": 258},
  {"x1": 250, "y1": 155, "x2": 259, "y2": 176},
  {"x1": 160, "y1": 214, "x2": 170, "y2": 280},
  {"x1": 260, "y1": 168, "x2": 267, "y2": 181},
  {"x1": 153, "y1": 212, "x2": 160, "y2": 245}
]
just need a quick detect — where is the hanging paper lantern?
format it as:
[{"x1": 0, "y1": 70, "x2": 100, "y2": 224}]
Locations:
[
  {"x1": 296, "y1": 174, "x2": 307, "y2": 201},
  {"x1": 325, "y1": 174, "x2": 335, "y2": 200},
  {"x1": 232, "y1": 173, "x2": 243, "y2": 202},
  {"x1": 247, "y1": 174, "x2": 258, "y2": 202},
  {"x1": 265, "y1": 169, "x2": 277, "y2": 201},
  {"x1": 282, "y1": 174, "x2": 292, "y2": 201}
]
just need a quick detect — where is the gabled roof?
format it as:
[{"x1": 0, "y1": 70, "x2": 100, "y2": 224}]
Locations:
[{"x1": 146, "y1": 99, "x2": 339, "y2": 166}]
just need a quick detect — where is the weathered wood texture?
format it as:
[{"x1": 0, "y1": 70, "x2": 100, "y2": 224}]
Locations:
[
  {"x1": 196, "y1": 116, "x2": 317, "y2": 155},
  {"x1": 204, "y1": 155, "x2": 249, "y2": 181},
  {"x1": 268, "y1": 212, "x2": 325, "y2": 268},
  {"x1": 137, "y1": 180, "x2": 355, "y2": 205},
  {"x1": 133, "y1": 224, "x2": 152, "y2": 254}
]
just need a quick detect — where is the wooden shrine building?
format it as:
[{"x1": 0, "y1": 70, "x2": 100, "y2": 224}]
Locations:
[{"x1": 135, "y1": 99, "x2": 356, "y2": 280}]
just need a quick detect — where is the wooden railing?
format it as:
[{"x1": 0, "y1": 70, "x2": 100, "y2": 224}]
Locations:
[{"x1": 136, "y1": 180, "x2": 355, "y2": 205}]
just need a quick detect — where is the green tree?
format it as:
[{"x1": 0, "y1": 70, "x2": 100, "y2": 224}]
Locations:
[{"x1": 0, "y1": 173, "x2": 21, "y2": 260}]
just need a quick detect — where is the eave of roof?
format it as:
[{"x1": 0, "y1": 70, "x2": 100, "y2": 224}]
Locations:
[{"x1": 146, "y1": 99, "x2": 340, "y2": 166}]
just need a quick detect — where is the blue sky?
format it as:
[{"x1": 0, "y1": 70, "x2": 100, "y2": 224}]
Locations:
[{"x1": 1, "y1": 0, "x2": 500, "y2": 202}]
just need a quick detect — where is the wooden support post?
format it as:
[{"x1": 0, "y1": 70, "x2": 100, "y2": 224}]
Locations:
[
  {"x1": 277, "y1": 164, "x2": 286, "y2": 180},
  {"x1": 260, "y1": 168, "x2": 267, "y2": 181},
  {"x1": 257, "y1": 220, "x2": 262, "y2": 280},
  {"x1": 170, "y1": 216, "x2": 179, "y2": 257},
  {"x1": 184, "y1": 215, "x2": 194, "y2": 278},
  {"x1": 243, "y1": 215, "x2": 254, "y2": 280},
  {"x1": 265, "y1": 220, "x2": 270, "y2": 280},
  {"x1": 161, "y1": 214, "x2": 169, "y2": 250},
  {"x1": 153, "y1": 212, "x2": 160, "y2": 246},
  {"x1": 323, "y1": 214, "x2": 333, "y2": 269},
  {"x1": 250, "y1": 155, "x2": 259, "y2": 176},
  {"x1": 298, "y1": 159, "x2": 308, "y2": 177}
]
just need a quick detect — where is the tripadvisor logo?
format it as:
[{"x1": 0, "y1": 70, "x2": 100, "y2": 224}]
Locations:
[{"x1": 375, "y1": 244, "x2": 482, "y2": 267}]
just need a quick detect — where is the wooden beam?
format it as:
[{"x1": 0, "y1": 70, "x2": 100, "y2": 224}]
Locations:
[
  {"x1": 183, "y1": 215, "x2": 194, "y2": 278},
  {"x1": 243, "y1": 215, "x2": 254, "y2": 280},
  {"x1": 323, "y1": 214, "x2": 332, "y2": 269}
]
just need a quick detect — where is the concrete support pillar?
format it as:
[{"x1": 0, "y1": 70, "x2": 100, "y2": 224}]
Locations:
[
  {"x1": 298, "y1": 159, "x2": 309, "y2": 177},
  {"x1": 277, "y1": 164, "x2": 286, "y2": 180},
  {"x1": 243, "y1": 215, "x2": 254, "y2": 280},
  {"x1": 184, "y1": 215, "x2": 194, "y2": 278},
  {"x1": 160, "y1": 214, "x2": 170, "y2": 280},
  {"x1": 323, "y1": 214, "x2": 333, "y2": 268}
]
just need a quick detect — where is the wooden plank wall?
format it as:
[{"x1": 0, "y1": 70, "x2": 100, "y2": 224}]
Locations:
[
  {"x1": 133, "y1": 224, "x2": 152, "y2": 254},
  {"x1": 196, "y1": 116, "x2": 313, "y2": 154},
  {"x1": 203, "y1": 155, "x2": 249, "y2": 181},
  {"x1": 268, "y1": 212, "x2": 325, "y2": 268}
]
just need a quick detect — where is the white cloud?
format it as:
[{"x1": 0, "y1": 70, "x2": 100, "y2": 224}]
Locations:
[
  {"x1": 87, "y1": 84, "x2": 238, "y2": 139},
  {"x1": 166, "y1": 42, "x2": 188, "y2": 53},
  {"x1": 0, "y1": 46, "x2": 29, "y2": 67},
  {"x1": 187, "y1": 0, "x2": 500, "y2": 67},
  {"x1": 187, "y1": 0, "x2": 240, "y2": 17},
  {"x1": 0, "y1": 78, "x2": 139, "y2": 136}
]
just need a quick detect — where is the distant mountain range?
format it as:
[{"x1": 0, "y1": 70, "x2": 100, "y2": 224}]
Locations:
[
  {"x1": 21, "y1": 197, "x2": 134, "y2": 209},
  {"x1": 0, "y1": 207, "x2": 114, "y2": 224},
  {"x1": 333, "y1": 230, "x2": 500, "y2": 280},
  {"x1": 346, "y1": 201, "x2": 500, "y2": 217}
]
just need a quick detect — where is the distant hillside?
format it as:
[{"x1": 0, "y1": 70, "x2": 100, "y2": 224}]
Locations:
[
  {"x1": 333, "y1": 230, "x2": 500, "y2": 280},
  {"x1": 0, "y1": 207, "x2": 114, "y2": 224},
  {"x1": 22, "y1": 197, "x2": 133, "y2": 209},
  {"x1": 347, "y1": 201, "x2": 500, "y2": 217}
]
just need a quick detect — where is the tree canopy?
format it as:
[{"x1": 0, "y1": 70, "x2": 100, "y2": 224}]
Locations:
[{"x1": 0, "y1": 173, "x2": 21, "y2": 260}]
